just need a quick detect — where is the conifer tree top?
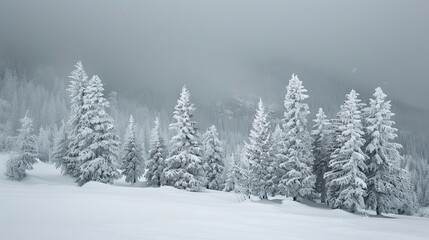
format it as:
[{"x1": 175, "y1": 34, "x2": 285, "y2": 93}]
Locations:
[
  {"x1": 154, "y1": 117, "x2": 160, "y2": 131},
  {"x1": 203, "y1": 125, "x2": 221, "y2": 145},
  {"x1": 19, "y1": 110, "x2": 33, "y2": 135},
  {"x1": 338, "y1": 89, "x2": 363, "y2": 122},
  {"x1": 169, "y1": 85, "x2": 198, "y2": 147},
  {"x1": 150, "y1": 117, "x2": 161, "y2": 144},
  {"x1": 128, "y1": 114, "x2": 135, "y2": 129},
  {"x1": 315, "y1": 108, "x2": 326, "y2": 120},
  {"x1": 249, "y1": 98, "x2": 270, "y2": 143},
  {"x1": 312, "y1": 108, "x2": 331, "y2": 136},
  {"x1": 285, "y1": 74, "x2": 309, "y2": 103},
  {"x1": 175, "y1": 85, "x2": 193, "y2": 110},
  {"x1": 127, "y1": 115, "x2": 135, "y2": 139},
  {"x1": 367, "y1": 87, "x2": 395, "y2": 119},
  {"x1": 69, "y1": 61, "x2": 88, "y2": 81},
  {"x1": 206, "y1": 125, "x2": 217, "y2": 135},
  {"x1": 282, "y1": 74, "x2": 311, "y2": 140},
  {"x1": 374, "y1": 87, "x2": 387, "y2": 100}
]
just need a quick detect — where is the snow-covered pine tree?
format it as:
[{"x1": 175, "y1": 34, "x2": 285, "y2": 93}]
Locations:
[
  {"x1": 325, "y1": 90, "x2": 368, "y2": 213},
  {"x1": 120, "y1": 115, "x2": 144, "y2": 184},
  {"x1": 36, "y1": 126, "x2": 52, "y2": 162},
  {"x1": 202, "y1": 125, "x2": 225, "y2": 191},
  {"x1": 52, "y1": 121, "x2": 69, "y2": 173},
  {"x1": 163, "y1": 86, "x2": 205, "y2": 192},
  {"x1": 311, "y1": 108, "x2": 333, "y2": 204},
  {"x1": 145, "y1": 117, "x2": 168, "y2": 187},
  {"x1": 5, "y1": 154, "x2": 26, "y2": 181},
  {"x1": 245, "y1": 98, "x2": 275, "y2": 199},
  {"x1": 64, "y1": 61, "x2": 89, "y2": 177},
  {"x1": 5, "y1": 112, "x2": 38, "y2": 181},
  {"x1": 75, "y1": 75, "x2": 121, "y2": 186},
  {"x1": 326, "y1": 117, "x2": 343, "y2": 198},
  {"x1": 223, "y1": 153, "x2": 238, "y2": 192},
  {"x1": 401, "y1": 155, "x2": 425, "y2": 212},
  {"x1": 397, "y1": 168, "x2": 419, "y2": 215},
  {"x1": 278, "y1": 74, "x2": 315, "y2": 201},
  {"x1": 0, "y1": 98, "x2": 10, "y2": 151},
  {"x1": 233, "y1": 147, "x2": 252, "y2": 198},
  {"x1": 269, "y1": 124, "x2": 283, "y2": 195},
  {"x1": 17, "y1": 111, "x2": 37, "y2": 170},
  {"x1": 364, "y1": 87, "x2": 406, "y2": 215},
  {"x1": 16, "y1": 111, "x2": 38, "y2": 169}
]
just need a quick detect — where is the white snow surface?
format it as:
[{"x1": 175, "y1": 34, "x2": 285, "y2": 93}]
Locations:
[{"x1": 0, "y1": 153, "x2": 428, "y2": 240}]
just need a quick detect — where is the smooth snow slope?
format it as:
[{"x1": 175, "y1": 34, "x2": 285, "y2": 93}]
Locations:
[{"x1": 0, "y1": 153, "x2": 428, "y2": 240}]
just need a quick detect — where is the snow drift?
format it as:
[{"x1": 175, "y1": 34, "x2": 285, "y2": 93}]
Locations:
[{"x1": 0, "y1": 153, "x2": 428, "y2": 240}]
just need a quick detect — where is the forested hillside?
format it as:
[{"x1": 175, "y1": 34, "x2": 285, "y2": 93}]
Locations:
[{"x1": 0, "y1": 59, "x2": 428, "y2": 208}]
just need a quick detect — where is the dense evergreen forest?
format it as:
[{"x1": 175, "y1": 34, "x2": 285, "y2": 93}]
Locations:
[{"x1": 1, "y1": 59, "x2": 428, "y2": 212}]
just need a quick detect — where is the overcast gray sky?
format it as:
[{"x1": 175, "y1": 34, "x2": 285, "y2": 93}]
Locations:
[{"x1": 0, "y1": 0, "x2": 428, "y2": 108}]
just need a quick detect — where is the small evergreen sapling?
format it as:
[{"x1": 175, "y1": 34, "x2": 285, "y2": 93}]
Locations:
[
  {"x1": 202, "y1": 125, "x2": 225, "y2": 191},
  {"x1": 5, "y1": 112, "x2": 38, "y2": 181},
  {"x1": 52, "y1": 121, "x2": 69, "y2": 173},
  {"x1": 36, "y1": 126, "x2": 52, "y2": 162},
  {"x1": 397, "y1": 168, "x2": 419, "y2": 215},
  {"x1": 224, "y1": 154, "x2": 239, "y2": 192},
  {"x1": 5, "y1": 153, "x2": 27, "y2": 181},
  {"x1": 233, "y1": 147, "x2": 252, "y2": 198},
  {"x1": 120, "y1": 115, "x2": 144, "y2": 184},
  {"x1": 145, "y1": 117, "x2": 168, "y2": 187}
]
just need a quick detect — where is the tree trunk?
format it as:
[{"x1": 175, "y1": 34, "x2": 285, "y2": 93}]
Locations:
[
  {"x1": 321, "y1": 190, "x2": 327, "y2": 204},
  {"x1": 376, "y1": 195, "x2": 382, "y2": 215},
  {"x1": 376, "y1": 204, "x2": 382, "y2": 216}
]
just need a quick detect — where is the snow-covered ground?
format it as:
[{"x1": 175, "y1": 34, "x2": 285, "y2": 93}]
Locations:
[{"x1": 1, "y1": 153, "x2": 428, "y2": 240}]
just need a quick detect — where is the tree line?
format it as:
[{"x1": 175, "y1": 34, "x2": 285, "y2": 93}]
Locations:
[{"x1": 4, "y1": 62, "x2": 420, "y2": 215}]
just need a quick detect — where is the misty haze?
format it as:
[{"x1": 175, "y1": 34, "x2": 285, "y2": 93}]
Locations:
[{"x1": 0, "y1": 1, "x2": 428, "y2": 240}]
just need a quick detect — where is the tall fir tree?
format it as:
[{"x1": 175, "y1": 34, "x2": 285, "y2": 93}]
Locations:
[
  {"x1": 202, "y1": 125, "x2": 225, "y2": 191},
  {"x1": 364, "y1": 87, "x2": 406, "y2": 215},
  {"x1": 52, "y1": 121, "x2": 69, "y2": 173},
  {"x1": 245, "y1": 99, "x2": 275, "y2": 199},
  {"x1": 5, "y1": 112, "x2": 38, "y2": 181},
  {"x1": 75, "y1": 75, "x2": 121, "y2": 186},
  {"x1": 120, "y1": 115, "x2": 144, "y2": 184},
  {"x1": 311, "y1": 108, "x2": 333, "y2": 203},
  {"x1": 64, "y1": 61, "x2": 89, "y2": 177},
  {"x1": 325, "y1": 90, "x2": 368, "y2": 213},
  {"x1": 278, "y1": 74, "x2": 315, "y2": 201},
  {"x1": 163, "y1": 86, "x2": 205, "y2": 192},
  {"x1": 145, "y1": 117, "x2": 168, "y2": 187}
]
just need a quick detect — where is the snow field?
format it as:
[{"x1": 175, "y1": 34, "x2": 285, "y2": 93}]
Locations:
[{"x1": 1, "y1": 153, "x2": 428, "y2": 240}]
